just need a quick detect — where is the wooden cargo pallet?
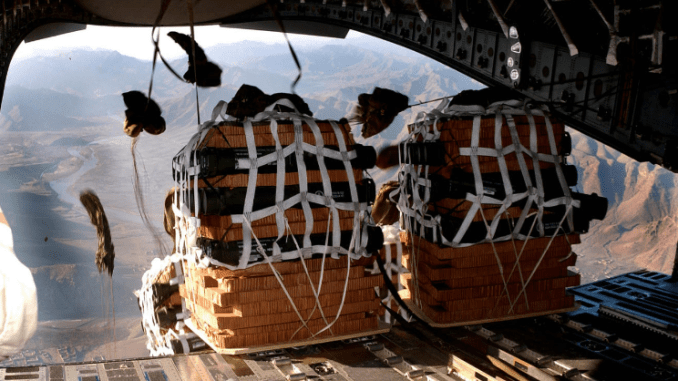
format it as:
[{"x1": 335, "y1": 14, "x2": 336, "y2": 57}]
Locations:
[
  {"x1": 184, "y1": 286, "x2": 386, "y2": 352},
  {"x1": 153, "y1": 262, "x2": 177, "y2": 284}
]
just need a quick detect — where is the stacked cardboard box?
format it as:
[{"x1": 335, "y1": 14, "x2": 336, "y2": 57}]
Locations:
[
  {"x1": 189, "y1": 119, "x2": 372, "y2": 265},
  {"x1": 180, "y1": 257, "x2": 384, "y2": 349},
  {"x1": 152, "y1": 262, "x2": 182, "y2": 309},
  {"x1": 398, "y1": 110, "x2": 584, "y2": 325},
  {"x1": 408, "y1": 115, "x2": 569, "y2": 231},
  {"x1": 411, "y1": 115, "x2": 566, "y2": 172},
  {"x1": 400, "y1": 232, "x2": 579, "y2": 324}
]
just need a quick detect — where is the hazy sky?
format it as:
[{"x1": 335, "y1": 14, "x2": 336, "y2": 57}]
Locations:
[{"x1": 13, "y1": 25, "x2": 372, "y2": 61}]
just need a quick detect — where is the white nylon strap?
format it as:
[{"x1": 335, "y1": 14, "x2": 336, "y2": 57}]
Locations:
[
  {"x1": 210, "y1": 100, "x2": 228, "y2": 121},
  {"x1": 193, "y1": 149, "x2": 199, "y2": 225},
  {"x1": 239, "y1": 119, "x2": 258, "y2": 269},
  {"x1": 330, "y1": 120, "x2": 362, "y2": 255},
  {"x1": 495, "y1": 113, "x2": 514, "y2": 198},
  {"x1": 527, "y1": 112, "x2": 546, "y2": 236},
  {"x1": 293, "y1": 118, "x2": 314, "y2": 248},
  {"x1": 235, "y1": 142, "x2": 357, "y2": 169},
  {"x1": 250, "y1": 98, "x2": 303, "y2": 122},
  {"x1": 305, "y1": 117, "x2": 341, "y2": 250},
  {"x1": 504, "y1": 114, "x2": 534, "y2": 236},
  {"x1": 450, "y1": 115, "x2": 483, "y2": 245},
  {"x1": 487, "y1": 112, "x2": 517, "y2": 241},
  {"x1": 270, "y1": 118, "x2": 286, "y2": 257},
  {"x1": 382, "y1": 244, "x2": 393, "y2": 324},
  {"x1": 228, "y1": 194, "x2": 370, "y2": 227}
]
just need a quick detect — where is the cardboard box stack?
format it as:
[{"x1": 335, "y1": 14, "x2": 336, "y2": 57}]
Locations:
[
  {"x1": 172, "y1": 116, "x2": 385, "y2": 350},
  {"x1": 180, "y1": 257, "x2": 383, "y2": 349},
  {"x1": 188, "y1": 119, "x2": 377, "y2": 268},
  {"x1": 400, "y1": 232, "x2": 580, "y2": 324},
  {"x1": 397, "y1": 107, "x2": 597, "y2": 325}
]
